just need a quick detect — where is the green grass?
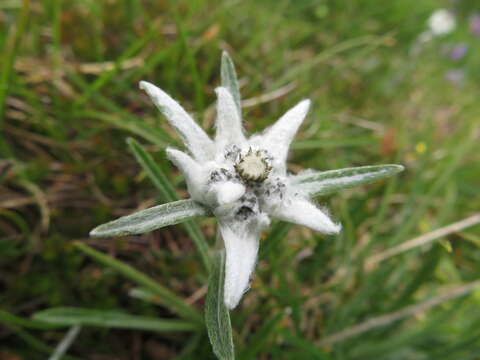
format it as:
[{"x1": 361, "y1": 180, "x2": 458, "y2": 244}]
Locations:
[{"x1": 1, "y1": 0, "x2": 480, "y2": 359}]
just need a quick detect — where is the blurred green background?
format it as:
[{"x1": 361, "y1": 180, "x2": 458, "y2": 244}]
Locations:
[{"x1": 1, "y1": 0, "x2": 480, "y2": 359}]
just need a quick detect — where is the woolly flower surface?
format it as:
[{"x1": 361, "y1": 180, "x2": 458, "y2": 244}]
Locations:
[{"x1": 138, "y1": 79, "x2": 340, "y2": 309}]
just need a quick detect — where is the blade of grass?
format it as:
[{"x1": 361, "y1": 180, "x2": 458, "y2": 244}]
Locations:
[
  {"x1": 129, "y1": 287, "x2": 164, "y2": 305},
  {"x1": 34, "y1": 307, "x2": 199, "y2": 332},
  {"x1": 335, "y1": 124, "x2": 479, "y2": 332},
  {"x1": 260, "y1": 221, "x2": 292, "y2": 259},
  {"x1": 73, "y1": 242, "x2": 202, "y2": 324},
  {"x1": 48, "y1": 326, "x2": 81, "y2": 360},
  {"x1": 273, "y1": 34, "x2": 391, "y2": 87},
  {"x1": 366, "y1": 212, "x2": 480, "y2": 270},
  {"x1": 318, "y1": 280, "x2": 480, "y2": 346},
  {"x1": 76, "y1": 110, "x2": 171, "y2": 147},
  {"x1": 0, "y1": 310, "x2": 61, "y2": 330},
  {"x1": 282, "y1": 332, "x2": 332, "y2": 360},
  {"x1": 174, "y1": 11, "x2": 204, "y2": 111},
  {"x1": 387, "y1": 124, "x2": 478, "y2": 246},
  {"x1": 73, "y1": 23, "x2": 158, "y2": 107},
  {"x1": 127, "y1": 137, "x2": 179, "y2": 200},
  {"x1": 238, "y1": 311, "x2": 285, "y2": 360},
  {"x1": 353, "y1": 298, "x2": 469, "y2": 358},
  {"x1": 388, "y1": 246, "x2": 442, "y2": 309},
  {"x1": 0, "y1": 321, "x2": 78, "y2": 360},
  {"x1": 67, "y1": 71, "x2": 174, "y2": 146},
  {"x1": 0, "y1": 0, "x2": 30, "y2": 154},
  {"x1": 127, "y1": 137, "x2": 211, "y2": 272}
]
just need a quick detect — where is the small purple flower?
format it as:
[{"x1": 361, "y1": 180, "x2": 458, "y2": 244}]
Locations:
[
  {"x1": 445, "y1": 69, "x2": 464, "y2": 87},
  {"x1": 470, "y1": 13, "x2": 480, "y2": 36},
  {"x1": 449, "y1": 44, "x2": 468, "y2": 61}
]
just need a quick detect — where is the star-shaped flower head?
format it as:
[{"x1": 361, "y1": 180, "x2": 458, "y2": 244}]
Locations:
[
  {"x1": 90, "y1": 52, "x2": 404, "y2": 310},
  {"x1": 138, "y1": 62, "x2": 342, "y2": 310}
]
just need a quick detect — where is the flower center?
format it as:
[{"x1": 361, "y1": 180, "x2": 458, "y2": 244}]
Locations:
[{"x1": 234, "y1": 149, "x2": 272, "y2": 182}]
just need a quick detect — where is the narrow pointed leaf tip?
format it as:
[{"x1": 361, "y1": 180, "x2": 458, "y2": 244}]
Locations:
[
  {"x1": 221, "y1": 51, "x2": 241, "y2": 115},
  {"x1": 89, "y1": 199, "x2": 207, "y2": 237},
  {"x1": 291, "y1": 164, "x2": 404, "y2": 197}
]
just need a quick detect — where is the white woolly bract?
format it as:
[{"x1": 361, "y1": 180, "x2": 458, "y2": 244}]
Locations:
[
  {"x1": 220, "y1": 222, "x2": 259, "y2": 309},
  {"x1": 211, "y1": 181, "x2": 246, "y2": 205},
  {"x1": 140, "y1": 81, "x2": 214, "y2": 161},
  {"x1": 250, "y1": 99, "x2": 310, "y2": 174},
  {"x1": 270, "y1": 193, "x2": 341, "y2": 234},
  {"x1": 215, "y1": 87, "x2": 245, "y2": 149}
]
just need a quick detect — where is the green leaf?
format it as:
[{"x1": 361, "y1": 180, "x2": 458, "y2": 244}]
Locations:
[
  {"x1": 89, "y1": 199, "x2": 206, "y2": 237},
  {"x1": 73, "y1": 24, "x2": 157, "y2": 107},
  {"x1": 126, "y1": 137, "x2": 212, "y2": 272},
  {"x1": 33, "y1": 308, "x2": 198, "y2": 332},
  {"x1": 0, "y1": 319, "x2": 78, "y2": 360},
  {"x1": 0, "y1": 310, "x2": 61, "y2": 330},
  {"x1": 221, "y1": 51, "x2": 241, "y2": 115},
  {"x1": 205, "y1": 250, "x2": 235, "y2": 360},
  {"x1": 129, "y1": 287, "x2": 165, "y2": 305},
  {"x1": 260, "y1": 221, "x2": 292, "y2": 258},
  {"x1": 291, "y1": 164, "x2": 404, "y2": 197},
  {"x1": 74, "y1": 242, "x2": 202, "y2": 323},
  {"x1": 0, "y1": 0, "x2": 29, "y2": 154}
]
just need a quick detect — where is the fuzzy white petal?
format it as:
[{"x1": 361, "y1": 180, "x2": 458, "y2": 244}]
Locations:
[
  {"x1": 269, "y1": 194, "x2": 340, "y2": 234},
  {"x1": 140, "y1": 81, "x2": 214, "y2": 161},
  {"x1": 215, "y1": 87, "x2": 246, "y2": 148},
  {"x1": 251, "y1": 99, "x2": 310, "y2": 172},
  {"x1": 219, "y1": 217, "x2": 268, "y2": 309},
  {"x1": 166, "y1": 147, "x2": 206, "y2": 201},
  {"x1": 213, "y1": 181, "x2": 246, "y2": 205}
]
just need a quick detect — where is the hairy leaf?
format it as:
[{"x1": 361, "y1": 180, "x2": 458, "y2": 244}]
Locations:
[
  {"x1": 33, "y1": 308, "x2": 198, "y2": 332},
  {"x1": 205, "y1": 251, "x2": 235, "y2": 360},
  {"x1": 291, "y1": 164, "x2": 404, "y2": 197},
  {"x1": 90, "y1": 199, "x2": 206, "y2": 237}
]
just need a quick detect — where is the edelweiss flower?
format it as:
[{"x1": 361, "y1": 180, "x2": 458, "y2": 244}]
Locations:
[
  {"x1": 137, "y1": 81, "x2": 340, "y2": 309},
  {"x1": 90, "y1": 52, "x2": 403, "y2": 310}
]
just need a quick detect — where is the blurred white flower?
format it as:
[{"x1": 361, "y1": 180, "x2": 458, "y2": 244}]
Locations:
[
  {"x1": 139, "y1": 78, "x2": 340, "y2": 309},
  {"x1": 428, "y1": 9, "x2": 456, "y2": 36}
]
